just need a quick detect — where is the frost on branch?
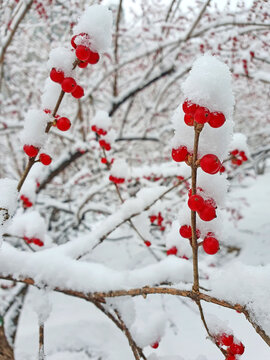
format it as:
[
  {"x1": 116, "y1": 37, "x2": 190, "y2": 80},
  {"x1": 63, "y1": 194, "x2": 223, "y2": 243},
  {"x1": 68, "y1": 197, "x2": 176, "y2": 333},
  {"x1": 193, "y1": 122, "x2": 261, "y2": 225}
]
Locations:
[{"x1": 0, "y1": 179, "x2": 17, "y2": 244}]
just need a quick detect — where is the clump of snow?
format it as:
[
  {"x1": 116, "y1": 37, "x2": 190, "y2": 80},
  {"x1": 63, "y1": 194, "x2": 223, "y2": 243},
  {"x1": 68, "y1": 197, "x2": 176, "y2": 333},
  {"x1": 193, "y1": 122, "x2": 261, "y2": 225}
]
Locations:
[
  {"x1": 21, "y1": 109, "x2": 49, "y2": 148},
  {"x1": 48, "y1": 47, "x2": 76, "y2": 76},
  {"x1": 73, "y1": 5, "x2": 113, "y2": 53},
  {"x1": 197, "y1": 170, "x2": 228, "y2": 207},
  {"x1": 230, "y1": 132, "x2": 249, "y2": 155},
  {"x1": 182, "y1": 54, "x2": 235, "y2": 118},
  {"x1": 20, "y1": 178, "x2": 36, "y2": 204},
  {"x1": 41, "y1": 79, "x2": 62, "y2": 111},
  {"x1": 32, "y1": 288, "x2": 52, "y2": 324},
  {"x1": 0, "y1": 179, "x2": 18, "y2": 244},
  {"x1": 110, "y1": 159, "x2": 129, "y2": 179},
  {"x1": 103, "y1": 128, "x2": 117, "y2": 144},
  {"x1": 108, "y1": 297, "x2": 136, "y2": 328},
  {"x1": 8, "y1": 211, "x2": 46, "y2": 242},
  {"x1": 206, "y1": 313, "x2": 232, "y2": 337},
  {"x1": 92, "y1": 110, "x2": 111, "y2": 131}
]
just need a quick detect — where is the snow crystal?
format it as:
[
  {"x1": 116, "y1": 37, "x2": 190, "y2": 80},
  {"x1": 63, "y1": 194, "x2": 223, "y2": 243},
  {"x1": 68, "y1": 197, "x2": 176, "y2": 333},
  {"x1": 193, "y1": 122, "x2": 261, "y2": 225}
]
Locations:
[
  {"x1": 182, "y1": 54, "x2": 235, "y2": 118},
  {"x1": 73, "y1": 5, "x2": 113, "y2": 53},
  {"x1": 21, "y1": 109, "x2": 49, "y2": 148},
  {"x1": 111, "y1": 159, "x2": 129, "y2": 179},
  {"x1": 92, "y1": 110, "x2": 111, "y2": 131},
  {"x1": 48, "y1": 47, "x2": 76, "y2": 76}
]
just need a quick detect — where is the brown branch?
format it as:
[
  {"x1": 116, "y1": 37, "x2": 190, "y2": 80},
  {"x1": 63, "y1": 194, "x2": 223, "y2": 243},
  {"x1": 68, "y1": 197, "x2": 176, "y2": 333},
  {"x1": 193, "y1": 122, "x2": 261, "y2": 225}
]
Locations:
[
  {"x1": 185, "y1": 0, "x2": 211, "y2": 40},
  {"x1": 113, "y1": 0, "x2": 123, "y2": 97},
  {"x1": 39, "y1": 323, "x2": 45, "y2": 360}
]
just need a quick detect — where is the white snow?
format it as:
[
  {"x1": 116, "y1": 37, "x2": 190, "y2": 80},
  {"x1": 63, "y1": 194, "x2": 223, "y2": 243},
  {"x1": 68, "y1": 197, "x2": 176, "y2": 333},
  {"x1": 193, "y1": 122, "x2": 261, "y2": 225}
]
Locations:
[
  {"x1": 21, "y1": 109, "x2": 49, "y2": 148},
  {"x1": 110, "y1": 159, "x2": 129, "y2": 179},
  {"x1": 47, "y1": 47, "x2": 76, "y2": 77},
  {"x1": 92, "y1": 110, "x2": 112, "y2": 131},
  {"x1": 73, "y1": 5, "x2": 113, "y2": 53}
]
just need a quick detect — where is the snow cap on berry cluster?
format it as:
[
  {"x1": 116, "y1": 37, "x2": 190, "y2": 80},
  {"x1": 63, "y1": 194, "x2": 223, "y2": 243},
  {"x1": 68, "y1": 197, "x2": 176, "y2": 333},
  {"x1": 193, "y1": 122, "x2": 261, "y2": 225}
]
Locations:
[
  {"x1": 230, "y1": 132, "x2": 249, "y2": 155},
  {"x1": 103, "y1": 128, "x2": 117, "y2": 144},
  {"x1": 21, "y1": 109, "x2": 49, "y2": 148},
  {"x1": 8, "y1": 211, "x2": 46, "y2": 243},
  {"x1": 48, "y1": 47, "x2": 76, "y2": 77},
  {"x1": 110, "y1": 159, "x2": 129, "y2": 179},
  {"x1": 92, "y1": 110, "x2": 111, "y2": 131},
  {"x1": 0, "y1": 179, "x2": 18, "y2": 244},
  {"x1": 73, "y1": 5, "x2": 113, "y2": 53},
  {"x1": 182, "y1": 54, "x2": 234, "y2": 118}
]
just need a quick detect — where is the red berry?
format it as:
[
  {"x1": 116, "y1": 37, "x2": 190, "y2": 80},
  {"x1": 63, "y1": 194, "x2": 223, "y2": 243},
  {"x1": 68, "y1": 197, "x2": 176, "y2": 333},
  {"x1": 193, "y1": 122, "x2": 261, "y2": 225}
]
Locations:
[
  {"x1": 188, "y1": 194, "x2": 205, "y2": 212},
  {"x1": 78, "y1": 61, "x2": 88, "y2": 68},
  {"x1": 151, "y1": 342, "x2": 159, "y2": 349},
  {"x1": 24, "y1": 200, "x2": 33, "y2": 208},
  {"x1": 99, "y1": 139, "x2": 106, "y2": 148},
  {"x1": 61, "y1": 77, "x2": 77, "y2": 93},
  {"x1": 50, "y1": 68, "x2": 64, "y2": 83},
  {"x1": 198, "y1": 204, "x2": 216, "y2": 221},
  {"x1": 157, "y1": 212, "x2": 163, "y2": 226},
  {"x1": 150, "y1": 215, "x2": 157, "y2": 223},
  {"x1": 203, "y1": 236, "x2": 219, "y2": 254},
  {"x1": 239, "y1": 151, "x2": 248, "y2": 161},
  {"x1": 200, "y1": 154, "x2": 221, "y2": 174},
  {"x1": 71, "y1": 33, "x2": 89, "y2": 49},
  {"x1": 230, "y1": 342, "x2": 245, "y2": 355},
  {"x1": 167, "y1": 246, "x2": 178, "y2": 256},
  {"x1": 172, "y1": 146, "x2": 189, "y2": 162},
  {"x1": 109, "y1": 175, "x2": 116, "y2": 183},
  {"x1": 23, "y1": 145, "x2": 39, "y2": 158},
  {"x1": 220, "y1": 165, "x2": 226, "y2": 173},
  {"x1": 226, "y1": 356, "x2": 236, "y2": 360},
  {"x1": 32, "y1": 238, "x2": 44, "y2": 247},
  {"x1": 219, "y1": 333, "x2": 234, "y2": 346},
  {"x1": 194, "y1": 106, "x2": 210, "y2": 124},
  {"x1": 91, "y1": 125, "x2": 97, "y2": 132},
  {"x1": 104, "y1": 142, "x2": 111, "y2": 151},
  {"x1": 101, "y1": 157, "x2": 107, "y2": 164},
  {"x1": 208, "y1": 112, "x2": 226, "y2": 128},
  {"x1": 97, "y1": 128, "x2": 107, "y2": 136},
  {"x1": 39, "y1": 153, "x2": 52, "y2": 166},
  {"x1": 88, "y1": 50, "x2": 100, "y2": 64},
  {"x1": 184, "y1": 113, "x2": 194, "y2": 126},
  {"x1": 56, "y1": 117, "x2": 71, "y2": 131},
  {"x1": 144, "y1": 240, "x2": 151, "y2": 247},
  {"x1": 179, "y1": 225, "x2": 192, "y2": 238},
  {"x1": 250, "y1": 51, "x2": 255, "y2": 58},
  {"x1": 72, "y1": 85, "x2": 84, "y2": 99},
  {"x1": 231, "y1": 149, "x2": 239, "y2": 156},
  {"x1": 76, "y1": 45, "x2": 90, "y2": 61},
  {"x1": 182, "y1": 100, "x2": 197, "y2": 115}
]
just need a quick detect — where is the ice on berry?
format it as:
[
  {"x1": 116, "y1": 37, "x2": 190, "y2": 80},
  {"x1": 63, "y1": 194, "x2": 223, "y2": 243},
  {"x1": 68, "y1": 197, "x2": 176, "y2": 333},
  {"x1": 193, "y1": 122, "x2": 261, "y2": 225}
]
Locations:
[{"x1": 73, "y1": 5, "x2": 113, "y2": 53}]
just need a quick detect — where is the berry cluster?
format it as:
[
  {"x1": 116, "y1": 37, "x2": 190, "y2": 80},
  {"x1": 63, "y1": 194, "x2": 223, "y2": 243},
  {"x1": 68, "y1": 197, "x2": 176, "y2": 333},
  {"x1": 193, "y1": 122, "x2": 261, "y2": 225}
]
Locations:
[
  {"x1": 109, "y1": 175, "x2": 125, "y2": 184},
  {"x1": 50, "y1": 68, "x2": 84, "y2": 99},
  {"x1": 149, "y1": 212, "x2": 166, "y2": 232},
  {"x1": 230, "y1": 149, "x2": 248, "y2": 166},
  {"x1": 23, "y1": 236, "x2": 44, "y2": 247},
  {"x1": 20, "y1": 195, "x2": 33, "y2": 208},
  {"x1": 166, "y1": 245, "x2": 188, "y2": 259},
  {"x1": 71, "y1": 33, "x2": 100, "y2": 66},
  {"x1": 216, "y1": 333, "x2": 245, "y2": 359},
  {"x1": 188, "y1": 187, "x2": 217, "y2": 222}
]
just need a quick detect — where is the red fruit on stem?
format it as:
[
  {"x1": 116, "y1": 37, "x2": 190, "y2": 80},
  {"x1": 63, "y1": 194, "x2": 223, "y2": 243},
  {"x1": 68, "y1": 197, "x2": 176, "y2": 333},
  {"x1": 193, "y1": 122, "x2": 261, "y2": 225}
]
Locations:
[
  {"x1": 71, "y1": 32, "x2": 89, "y2": 49},
  {"x1": 56, "y1": 117, "x2": 71, "y2": 131},
  {"x1": 99, "y1": 139, "x2": 106, "y2": 148},
  {"x1": 196, "y1": 229, "x2": 201, "y2": 238},
  {"x1": 72, "y1": 85, "x2": 84, "y2": 99},
  {"x1": 150, "y1": 215, "x2": 157, "y2": 223},
  {"x1": 32, "y1": 238, "x2": 44, "y2": 247},
  {"x1": 151, "y1": 342, "x2": 159, "y2": 349},
  {"x1": 61, "y1": 77, "x2": 77, "y2": 93},
  {"x1": 220, "y1": 165, "x2": 226, "y2": 173},
  {"x1": 198, "y1": 204, "x2": 216, "y2": 221},
  {"x1": 203, "y1": 236, "x2": 219, "y2": 254},
  {"x1": 172, "y1": 146, "x2": 189, "y2": 162},
  {"x1": 230, "y1": 342, "x2": 245, "y2": 355},
  {"x1": 184, "y1": 113, "x2": 194, "y2": 126},
  {"x1": 231, "y1": 149, "x2": 239, "y2": 156},
  {"x1": 39, "y1": 153, "x2": 52, "y2": 166},
  {"x1": 182, "y1": 100, "x2": 197, "y2": 115},
  {"x1": 208, "y1": 112, "x2": 226, "y2": 128},
  {"x1": 91, "y1": 125, "x2": 97, "y2": 132},
  {"x1": 101, "y1": 157, "x2": 107, "y2": 164},
  {"x1": 23, "y1": 145, "x2": 39, "y2": 158},
  {"x1": 97, "y1": 128, "x2": 107, "y2": 136},
  {"x1": 157, "y1": 212, "x2": 163, "y2": 226},
  {"x1": 188, "y1": 194, "x2": 205, "y2": 212},
  {"x1": 179, "y1": 225, "x2": 192, "y2": 238},
  {"x1": 88, "y1": 50, "x2": 100, "y2": 64},
  {"x1": 200, "y1": 154, "x2": 221, "y2": 174},
  {"x1": 76, "y1": 45, "x2": 90, "y2": 61},
  {"x1": 226, "y1": 356, "x2": 236, "y2": 360},
  {"x1": 50, "y1": 68, "x2": 64, "y2": 83},
  {"x1": 194, "y1": 106, "x2": 210, "y2": 124},
  {"x1": 144, "y1": 240, "x2": 152, "y2": 247},
  {"x1": 78, "y1": 61, "x2": 88, "y2": 68},
  {"x1": 104, "y1": 142, "x2": 111, "y2": 151},
  {"x1": 236, "y1": 159, "x2": 242, "y2": 166},
  {"x1": 220, "y1": 333, "x2": 234, "y2": 346},
  {"x1": 24, "y1": 200, "x2": 33, "y2": 208},
  {"x1": 167, "y1": 246, "x2": 178, "y2": 256}
]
